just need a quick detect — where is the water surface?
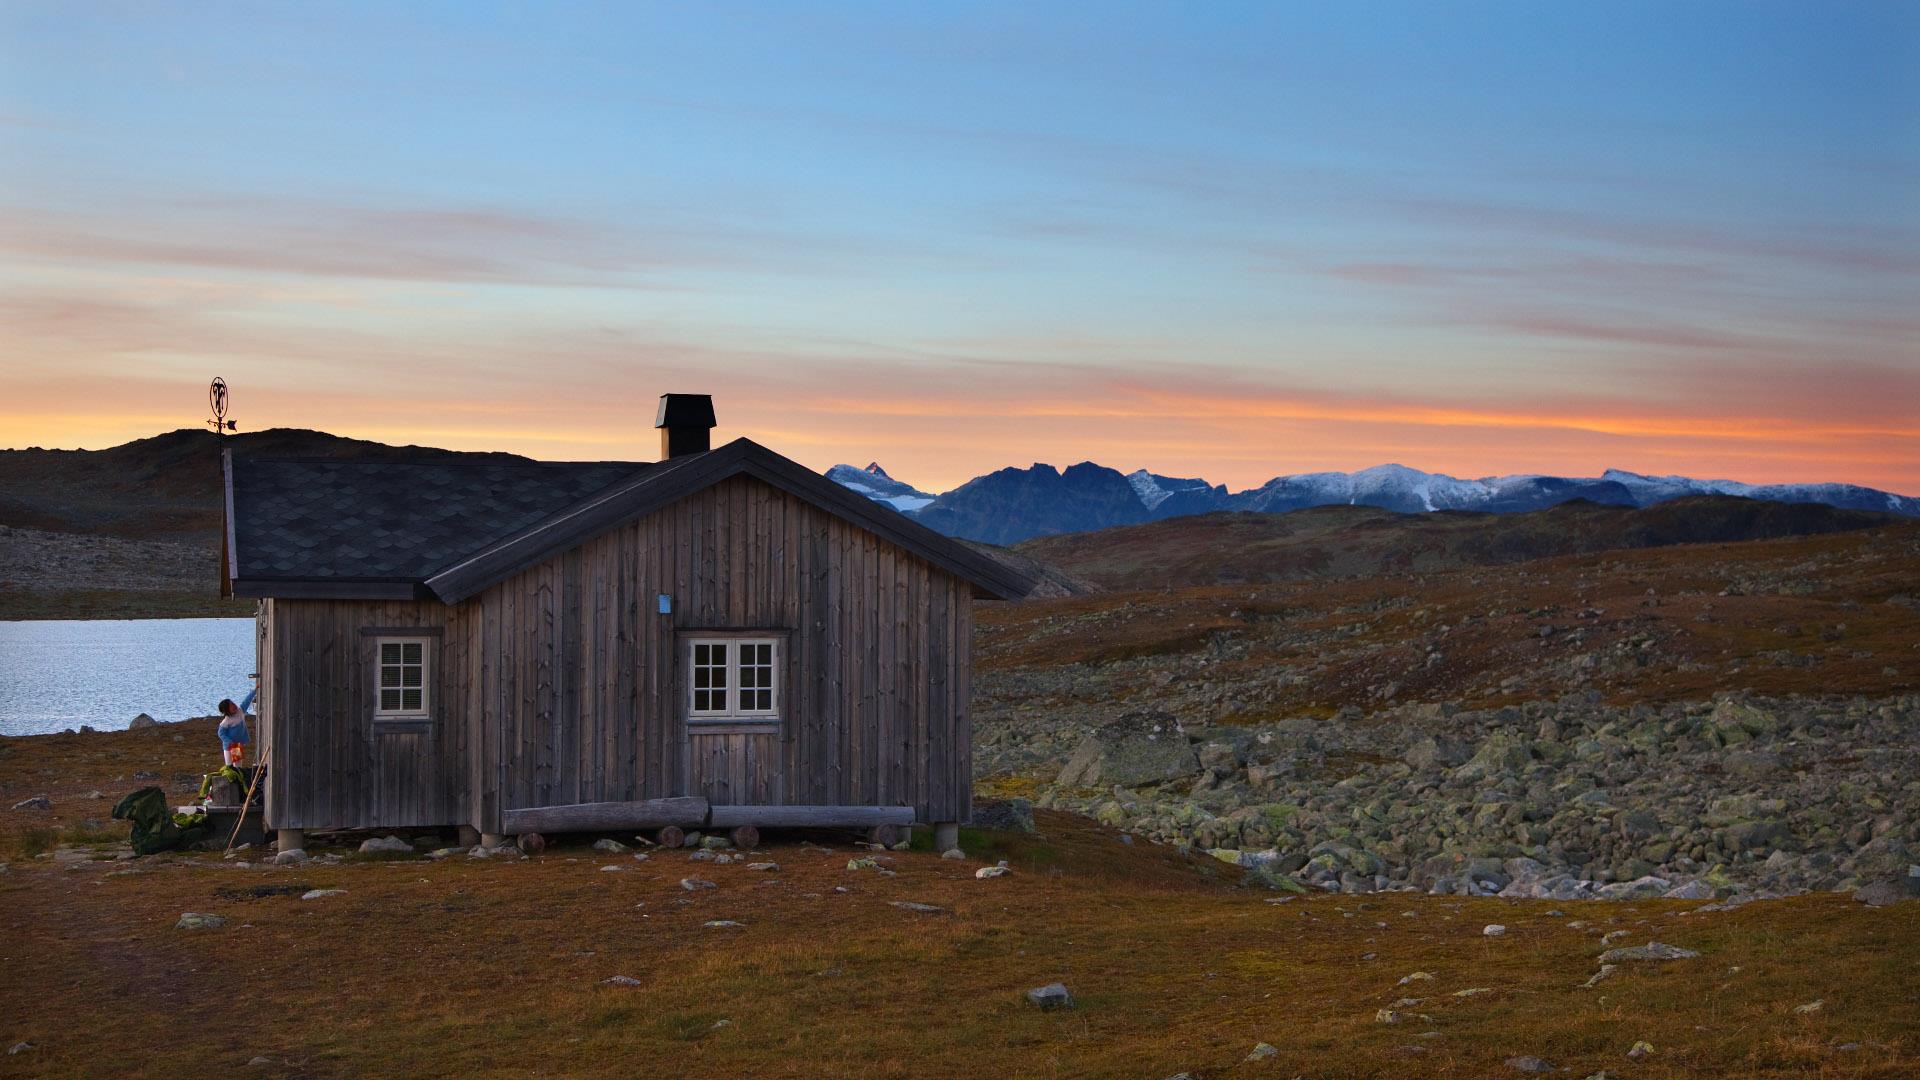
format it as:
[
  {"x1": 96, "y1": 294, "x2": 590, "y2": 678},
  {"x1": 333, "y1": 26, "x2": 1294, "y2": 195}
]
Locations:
[{"x1": 0, "y1": 618, "x2": 255, "y2": 737}]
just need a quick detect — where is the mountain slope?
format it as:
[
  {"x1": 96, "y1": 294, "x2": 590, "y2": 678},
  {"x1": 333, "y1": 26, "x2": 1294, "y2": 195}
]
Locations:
[
  {"x1": 1014, "y1": 495, "x2": 1909, "y2": 590},
  {"x1": 823, "y1": 462, "x2": 935, "y2": 512},
  {"x1": 912, "y1": 462, "x2": 1151, "y2": 545},
  {"x1": 0, "y1": 428, "x2": 542, "y2": 544}
]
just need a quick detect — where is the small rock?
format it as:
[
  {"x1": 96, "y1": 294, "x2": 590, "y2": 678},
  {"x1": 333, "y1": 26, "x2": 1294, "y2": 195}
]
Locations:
[
  {"x1": 1598, "y1": 941, "x2": 1700, "y2": 963},
  {"x1": 1506, "y1": 1056, "x2": 1553, "y2": 1073},
  {"x1": 358, "y1": 835, "x2": 412, "y2": 854},
  {"x1": 747, "y1": 862, "x2": 779, "y2": 872},
  {"x1": 272, "y1": 849, "x2": 308, "y2": 865},
  {"x1": 941, "y1": 848, "x2": 967, "y2": 861},
  {"x1": 703, "y1": 919, "x2": 744, "y2": 928},
  {"x1": 975, "y1": 865, "x2": 1012, "y2": 879},
  {"x1": 8, "y1": 1043, "x2": 31, "y2": 1055},
  {"x1": 680, "y1": 877, "x2": 716, "y2": 891},
  {"x1": 248, "y1": 1056, "x2": 273, "y2": 1067},
  {"x1": 593, "y1": 838, "x2": 629, "y2": 853},
  {"x1": 846, "y1": 858, "x2": 877, "y2": 870},
  {"x1": 1793, "y1": 1000, "x2": 1824, "y2": 1015},
  {"x1": 129, "y1": 713, "x2": 158, "y2": 729},
  {"x1": 700, "y1": 834, "x2": 731, "y2": 850},
  {"x1": 1375, "y1": 1009, "x2": 1403, "y2": 1024},
  {"x1": 299, "y1": 889, "x2": 345, "y2": 901},
  {"x1": 175, "y1": 912, "x2": 227, "y2": 930},
  {"x1": 10, "y1": 796, "x2": 51, "y2": 812},
  {"x1": 598, "y1": 865, "x2": 627, "y2": 873},
  {"x1": 1627, "y1": 1040, "x2": 1654, "y2": 1060},
  {"x1": 1026, "y1": 982, "x2": 1073, "y2": 1009},
  {"x1": 1483, "y1": 924, "x2": 1507, "y2": 937},
  {"x1": 604, "y1": 975, "x2": 641, "y2": 986},
  {"x1": 688, "y1": 849, "x2": 716, "y2": 863},
  {"x1": 1452, "y1": 987, "x2": 1492, "y2": 997},
  {"x1": 1246, "y1": 1042, "x2": 1278, "y2": 1061},
  {"x1": 1397, "y1": 971, "x2": 1436, "y2": 985},
  {"x1": 890, "y1": 901, "x2": 947, "y2": 914},
  {"x1": 631, "y1": 852, "x2": 650, "y2": 862},
  {"x1": 84, "y1": 790, "x2": 107, "y2": 800},
  {"x1": 1581, "y1": 964, "x2": 1618, "y2": 989}
]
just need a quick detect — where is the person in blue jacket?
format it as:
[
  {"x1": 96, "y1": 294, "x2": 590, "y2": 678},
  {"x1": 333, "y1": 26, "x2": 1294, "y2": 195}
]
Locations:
[{"x1": 216, "y1": 680, "x2": 256, "y2": 766}]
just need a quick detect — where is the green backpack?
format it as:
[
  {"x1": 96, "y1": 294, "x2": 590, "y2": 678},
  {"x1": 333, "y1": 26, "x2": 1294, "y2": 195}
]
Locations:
[{"x1": 111, "y1": 787, "x2": 211, "y2": 855}]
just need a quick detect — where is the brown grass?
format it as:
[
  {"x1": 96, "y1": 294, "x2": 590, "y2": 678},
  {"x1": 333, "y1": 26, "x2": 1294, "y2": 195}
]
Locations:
[{"x1": 1, "y1": 726, "x2": 1916, "y2": 1078}]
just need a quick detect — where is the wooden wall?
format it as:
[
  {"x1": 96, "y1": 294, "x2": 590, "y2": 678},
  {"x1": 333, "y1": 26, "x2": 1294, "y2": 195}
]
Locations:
[
  {"x1": 261, "y1": 472, "x2": 975, "y2": 832},
  {"x1": 260, "y1": 598, "x2": 468, "y2": 830},
  {"x1": 464, "y1": 473, "x2": 975, "y2": 832}
]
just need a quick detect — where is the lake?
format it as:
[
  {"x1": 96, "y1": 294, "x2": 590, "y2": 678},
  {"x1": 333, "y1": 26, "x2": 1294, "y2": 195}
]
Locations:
[{"x1": 0, "y1": 618, "x2": 256, "y2": 737}]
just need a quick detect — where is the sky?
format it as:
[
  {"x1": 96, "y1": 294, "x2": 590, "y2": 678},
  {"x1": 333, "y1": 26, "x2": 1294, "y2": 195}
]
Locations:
[{"x1": 2, "y1": 1, "x2": 1916, "y2": 494}]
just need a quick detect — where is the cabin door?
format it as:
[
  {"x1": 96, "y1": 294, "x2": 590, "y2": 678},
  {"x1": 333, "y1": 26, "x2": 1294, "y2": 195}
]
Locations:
[{"x1": 677, "y1": 634, "x2": 786, "y2": 806}]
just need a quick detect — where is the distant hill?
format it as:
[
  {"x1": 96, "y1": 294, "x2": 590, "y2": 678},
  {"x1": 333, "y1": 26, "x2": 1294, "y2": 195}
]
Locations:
[
  {"x1": 0, "y1": 428, "x2": 545, "y2": 544},
  {"x1": 826, "y1": 459, "x2": 1920, "y2": 544},
  {"x1": 1014, "y1": 495, "x2": 1909, "y2": 590}
]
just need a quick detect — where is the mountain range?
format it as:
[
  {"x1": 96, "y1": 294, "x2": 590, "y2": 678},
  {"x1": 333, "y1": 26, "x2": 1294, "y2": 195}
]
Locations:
[{"x1": 830, "y1": 460, "x2": 1920, "y2": 544}]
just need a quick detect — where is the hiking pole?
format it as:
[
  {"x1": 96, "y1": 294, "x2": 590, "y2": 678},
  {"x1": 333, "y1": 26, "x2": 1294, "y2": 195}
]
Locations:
[{"x1": 223, "y1": 741, "x2": 272, "y2": 857}]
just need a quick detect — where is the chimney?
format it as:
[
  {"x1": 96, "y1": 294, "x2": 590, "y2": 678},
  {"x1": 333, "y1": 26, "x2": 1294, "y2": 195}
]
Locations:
[{"x1": 655, "y1": 393, "x2": 716, "y2": 459}]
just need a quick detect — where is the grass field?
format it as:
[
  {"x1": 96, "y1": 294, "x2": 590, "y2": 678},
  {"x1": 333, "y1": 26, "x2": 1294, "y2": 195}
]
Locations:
[{"x1": 0, "y1": 725, "x2": 1914, "y2": 1078}]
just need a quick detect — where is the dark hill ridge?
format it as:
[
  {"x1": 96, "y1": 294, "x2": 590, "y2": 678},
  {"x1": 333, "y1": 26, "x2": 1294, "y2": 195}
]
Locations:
[
  {"x1": 1013, "y1": 495, "x2": 1907, "y2": 590},
  {"x1": 0, "y1": 428, "x2": 545, "y2": 543}
]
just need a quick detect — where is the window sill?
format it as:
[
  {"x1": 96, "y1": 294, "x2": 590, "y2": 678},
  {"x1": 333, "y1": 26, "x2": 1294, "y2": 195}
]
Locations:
[
  {"x1": 687, "y1": 717, "x2": 782, "y2": 735},
  {"x1": 373, "y1": 715, "x2": 433, "y2": 735}
]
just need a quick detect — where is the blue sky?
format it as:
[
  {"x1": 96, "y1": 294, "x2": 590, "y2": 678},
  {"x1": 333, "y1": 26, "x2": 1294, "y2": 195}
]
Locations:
[{"x1": 2, "y1": 1, "x2": 1915, "y2": 491}]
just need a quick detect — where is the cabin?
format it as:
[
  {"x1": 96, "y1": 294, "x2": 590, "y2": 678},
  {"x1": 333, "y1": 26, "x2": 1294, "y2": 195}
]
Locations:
[{"x1": 222, "y1": 395, "x2": 1029, "y2": 853}]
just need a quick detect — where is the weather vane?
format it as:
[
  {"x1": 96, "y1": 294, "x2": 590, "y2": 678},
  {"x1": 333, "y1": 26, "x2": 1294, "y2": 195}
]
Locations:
[{"x1": 207, "y1": 377, "x2": 237, "y2": 435}]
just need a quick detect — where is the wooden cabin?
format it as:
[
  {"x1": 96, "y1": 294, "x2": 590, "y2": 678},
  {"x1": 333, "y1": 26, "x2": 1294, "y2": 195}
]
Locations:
[{"x1": 222, "y1": 395, "x2": 1029, "y2": 852}]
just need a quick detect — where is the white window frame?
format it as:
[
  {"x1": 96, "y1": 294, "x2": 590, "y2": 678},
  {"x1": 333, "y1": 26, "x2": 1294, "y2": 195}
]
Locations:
[
  {"x1": 374, "y1": 636, "x2": 432, "y2": 718},
  {"x1": 685, "y1": 636, "x2": 782, "y2": 724}
]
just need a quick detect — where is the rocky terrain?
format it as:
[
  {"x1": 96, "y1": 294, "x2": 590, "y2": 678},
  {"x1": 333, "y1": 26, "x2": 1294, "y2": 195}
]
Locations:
[
  {"x1": 974, "y1": 523, "x2": 1920, "y2": 906},
  {"x1": 982, "y1": 693, "x2": 1919, "y2": 903}
]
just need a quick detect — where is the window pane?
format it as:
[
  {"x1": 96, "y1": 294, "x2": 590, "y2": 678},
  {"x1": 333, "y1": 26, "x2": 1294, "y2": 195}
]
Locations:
[
  {"x1": 381, "y1": 688, "x2": 400, "y2": 711},
  {"x1": 401, "y1": 688, "x2": 422, "y2": 711},
  {"x1": 752, "y1": 689, "x2": 771, "y2": 711},
  {"x1": 711, "y1": 662, "x2": 726, "y2": 689},
  {"x1": 402, "y1": 666, "x2": 421, "y2": 687},
  {"x1": 381, "y1": 642, "x2": 400, "y2": 664},
  {"x1": 402, "y1": 642, "x2": 422, "y2": 664},
  {"x1": 381, "y1": 666, "x2": 400, "y2": 688},
  {"x1": 694, "y1": 668, "x2": 709, "y2": 689}
]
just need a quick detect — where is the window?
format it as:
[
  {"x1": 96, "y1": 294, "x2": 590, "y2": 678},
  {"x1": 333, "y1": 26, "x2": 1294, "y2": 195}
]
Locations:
[
  {"x1": 376, "y1": 638, "x2": 430, "y2": 716},
  {"x1": 686, "y1": 637, "x2": 781, "y2": 722}
]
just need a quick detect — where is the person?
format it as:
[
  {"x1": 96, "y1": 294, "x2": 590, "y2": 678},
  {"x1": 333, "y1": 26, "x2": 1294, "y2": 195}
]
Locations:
[{"x1": 216, "y1": 680, "x2": 256, "y2": 767}]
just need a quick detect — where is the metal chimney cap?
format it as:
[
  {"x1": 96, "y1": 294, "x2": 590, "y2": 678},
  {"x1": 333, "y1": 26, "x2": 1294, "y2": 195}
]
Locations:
[{"x1": 655, "y1": 393, "x2": 716, "y2": 429}]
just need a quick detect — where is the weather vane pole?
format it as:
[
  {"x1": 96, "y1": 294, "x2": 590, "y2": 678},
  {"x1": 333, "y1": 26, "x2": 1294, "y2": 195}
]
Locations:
[{"x1": 207, "y1": 377, "x2": 237, "y2": 435}]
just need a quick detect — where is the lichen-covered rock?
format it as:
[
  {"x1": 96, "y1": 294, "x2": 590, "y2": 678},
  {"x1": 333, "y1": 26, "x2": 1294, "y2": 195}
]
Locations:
[{"x1": 1055, "y1": 713, "x2": 1199, "y2": 788}]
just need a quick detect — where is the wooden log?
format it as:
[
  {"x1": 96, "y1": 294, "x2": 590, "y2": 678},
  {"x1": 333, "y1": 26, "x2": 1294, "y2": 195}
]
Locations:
[
  {"x1": 868, "y1": 824, "x2": 905, "y2": 848},
  {"x1": 708, "y1": 804, "x2": 914, "y2": 828},
  {"x1": 501, "y1": 796, "x2": 709, "y2": 834},
  {"x1": 517, "y1": 832, "x2": 546, "y2": 855},
  {"x1": 657, "y1": 825, "x2": 685, "y2": 849},
  {"x1": 728, "y1": 825, "x2": 760, "y2": 850}
]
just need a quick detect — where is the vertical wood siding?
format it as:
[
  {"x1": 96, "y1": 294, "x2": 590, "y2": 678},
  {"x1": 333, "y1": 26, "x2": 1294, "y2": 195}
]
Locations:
[
  {"x1": 262, "y1": 473, "x2": 977, "y2": 831},
  {"x1": 260, "y1": 598, "x2": 466, "y2": 830},
  {"x1": 470, "y1": 474, "x2": 974, "y2": 830}
]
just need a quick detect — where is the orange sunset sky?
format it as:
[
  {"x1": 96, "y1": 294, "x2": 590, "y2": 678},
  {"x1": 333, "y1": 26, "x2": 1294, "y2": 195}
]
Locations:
[{"x1": 3, "y1": 4, "x2": 1916, "y2": 494}]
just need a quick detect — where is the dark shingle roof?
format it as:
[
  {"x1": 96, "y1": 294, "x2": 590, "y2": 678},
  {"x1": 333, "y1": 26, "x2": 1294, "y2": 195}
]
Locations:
[{"x1": 229, "y1": 458, "x2": 643, "y2": 585}]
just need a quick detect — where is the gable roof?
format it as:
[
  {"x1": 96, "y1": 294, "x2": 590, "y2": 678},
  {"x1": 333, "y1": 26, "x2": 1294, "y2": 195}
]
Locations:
[
  {"x1": 224, "y1": 440, "x2": 1032, "y2": 602},
  {"x1": 424, "y1": 439, "x2": 1031, "y2": 602},
  {"x1": 226, "y1": 455, "x2": 644, "y2": 598}
]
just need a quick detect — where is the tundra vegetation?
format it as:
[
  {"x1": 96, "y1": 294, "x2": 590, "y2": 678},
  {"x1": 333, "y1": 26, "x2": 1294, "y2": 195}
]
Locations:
[{"x1": 0, "y1": 524, "x2": 1916, "y2": 1075}]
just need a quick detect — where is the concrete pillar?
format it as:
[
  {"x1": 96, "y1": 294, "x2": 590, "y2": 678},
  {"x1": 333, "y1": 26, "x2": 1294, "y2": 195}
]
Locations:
[
  {"x1": 457, "y1": 825, "x2": 481, "y2": 848},
  {"x1": 276, "y1": 828, "x2": 304, "y2": 853},
  {"x1": 933, "y1": 821, "x2": 960, "y2": 855},
  {"x1": 480, "y1": 833, "x2": 507, "y2": 849}
]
